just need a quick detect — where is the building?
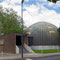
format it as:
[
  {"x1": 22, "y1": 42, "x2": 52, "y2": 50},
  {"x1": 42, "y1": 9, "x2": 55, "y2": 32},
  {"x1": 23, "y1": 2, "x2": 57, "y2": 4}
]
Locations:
[
  {"x1": 0, "y1": 33, "x2": 28, "y2": 54},
  {"x1": 27, "y1": 22, "x2": 60, "y2": 50},
  {"x1": 0, "y1": 22, "x2": 60, "y2": 54}
]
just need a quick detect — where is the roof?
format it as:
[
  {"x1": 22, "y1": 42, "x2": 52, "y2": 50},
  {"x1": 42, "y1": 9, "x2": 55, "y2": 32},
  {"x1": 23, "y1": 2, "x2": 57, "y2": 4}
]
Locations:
[{"x1": 27, "y1": 22, "x2": 60, "y2": 45}]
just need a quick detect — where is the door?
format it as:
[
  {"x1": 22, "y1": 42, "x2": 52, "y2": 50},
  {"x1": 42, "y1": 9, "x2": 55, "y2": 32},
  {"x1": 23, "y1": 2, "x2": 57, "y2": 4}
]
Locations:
[{"x1": 28, "y1": 37, "x2": 33, "y2": 46}]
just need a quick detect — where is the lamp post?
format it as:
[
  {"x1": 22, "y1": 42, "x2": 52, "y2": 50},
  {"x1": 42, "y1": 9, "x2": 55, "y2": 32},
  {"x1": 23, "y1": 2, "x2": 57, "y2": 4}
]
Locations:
[{"x1": 21, "y1": 0, "x2": 24, "y2": 58}]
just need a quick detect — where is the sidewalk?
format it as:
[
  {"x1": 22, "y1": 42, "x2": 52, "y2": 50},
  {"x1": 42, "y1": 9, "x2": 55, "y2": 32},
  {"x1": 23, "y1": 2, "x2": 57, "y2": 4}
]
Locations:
[{"x1": 0, "y1": 53, "x2": 60, "y2": 59}]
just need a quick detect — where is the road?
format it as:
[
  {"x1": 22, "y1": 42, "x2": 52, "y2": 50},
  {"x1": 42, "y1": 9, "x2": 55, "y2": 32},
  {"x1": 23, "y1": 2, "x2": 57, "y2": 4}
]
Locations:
[{"x1": 6, "y1": 55, "x2": 60, "y2": 60}]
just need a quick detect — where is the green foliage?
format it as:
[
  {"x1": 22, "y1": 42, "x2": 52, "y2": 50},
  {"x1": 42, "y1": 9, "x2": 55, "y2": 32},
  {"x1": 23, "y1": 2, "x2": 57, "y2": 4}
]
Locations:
[
  {"x1": 33, "y1": 49, "x2": 60, "y2": 53},
  {"x1": 47, "y1": 0, "x2": 59, "y2": 3},
  {"x1": 0, "y1": 6, "x2": 25, "y2": 34}
]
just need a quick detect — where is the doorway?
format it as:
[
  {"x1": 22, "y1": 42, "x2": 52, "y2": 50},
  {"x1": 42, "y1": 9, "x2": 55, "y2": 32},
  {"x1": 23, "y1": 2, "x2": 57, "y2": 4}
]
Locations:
[
  {"x1": 16, "y1": 36, "x2": 21, "y2": 46},
  {"x1": 16, "y1": 36, "x2": 22, "y2": 54},
  {"x1": 28, "y1": 37, "x2": 33, "y2": 46}
]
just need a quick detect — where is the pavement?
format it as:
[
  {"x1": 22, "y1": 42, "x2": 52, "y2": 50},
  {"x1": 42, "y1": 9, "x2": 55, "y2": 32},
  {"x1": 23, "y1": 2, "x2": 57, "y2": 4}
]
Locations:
[
  {"x1": 0, "y1": 53, "x2": 60, "y2": 59},
  {"x1": 11, "y1": 56, "x2": 60, "y2": 60}
]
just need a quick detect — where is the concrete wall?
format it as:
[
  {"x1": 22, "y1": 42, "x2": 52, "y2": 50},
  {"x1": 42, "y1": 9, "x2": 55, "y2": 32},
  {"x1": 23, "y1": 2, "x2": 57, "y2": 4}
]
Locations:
[
  {"x1": 31, "y1": 45, "x2": 60, "y2": 50},
  {"x1": 16, "y1": 45, "x2": 19, "y2": 54}
]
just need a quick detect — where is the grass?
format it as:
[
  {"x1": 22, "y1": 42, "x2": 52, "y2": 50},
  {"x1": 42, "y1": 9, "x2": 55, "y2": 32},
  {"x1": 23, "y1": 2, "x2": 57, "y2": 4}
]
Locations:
[{"x1": 33, "y1": 49, "x2": 60, "y2": 53}]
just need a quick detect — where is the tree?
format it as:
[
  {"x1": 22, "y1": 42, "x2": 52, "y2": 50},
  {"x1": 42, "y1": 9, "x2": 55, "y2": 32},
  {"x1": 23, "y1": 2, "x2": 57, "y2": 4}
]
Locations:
[
  {"x1": 0, "y1": 6, "x2": 25, "y2": 34},
  {"x1": 47, "y1": 0, "x2": 60, "y2": 3}
]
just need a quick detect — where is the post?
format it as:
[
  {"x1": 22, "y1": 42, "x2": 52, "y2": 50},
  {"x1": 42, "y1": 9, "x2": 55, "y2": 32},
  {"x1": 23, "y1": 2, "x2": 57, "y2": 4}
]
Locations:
[{"x1": 21, "y1": 0, "x2": 24, "y2": 58}]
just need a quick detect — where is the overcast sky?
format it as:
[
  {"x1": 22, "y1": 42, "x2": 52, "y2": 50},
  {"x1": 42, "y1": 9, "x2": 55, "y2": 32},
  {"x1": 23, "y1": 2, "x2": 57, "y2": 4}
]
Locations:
[{"x1": 0, "y1": 0, "x2": 60, "y2": 28}]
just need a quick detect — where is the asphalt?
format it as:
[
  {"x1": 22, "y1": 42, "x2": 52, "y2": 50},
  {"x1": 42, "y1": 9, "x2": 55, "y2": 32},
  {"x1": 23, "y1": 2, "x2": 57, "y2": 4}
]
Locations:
[
  {"x1": 10, "y1": 56, "x2": 60, "y2": 60},
  {"x1": 21, "y1": 56, "x2": 60, "y2": 60},
  {"x1": 0, "y1": 53, "x2": 60, "y2": 59}
]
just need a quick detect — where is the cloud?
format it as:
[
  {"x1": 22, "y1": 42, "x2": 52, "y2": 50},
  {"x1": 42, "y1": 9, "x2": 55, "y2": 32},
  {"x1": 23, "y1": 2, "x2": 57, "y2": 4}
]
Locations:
[
  {"x1": 56, "y1": 1, "x2": 60, "y2": 7},
  {"x1": 24, "y1": 4, "x2": 60, "y2": 28},
  {"x1": 25, "y1": 0, "x2": 29, "y2": 2},
  {"x1": 0, "y1": 0, "x2": 29, "y2": 16},
  {"x1": 24, "y1": 4, "x2": 40, "y2": 14},
  {"x1": 48, "y1": 2, "x2": 54, "y2": 6},
  {"x1": 4, "y1": 0, "x2": 21, "y2": 4},
  {"x1": 0, "y1": 0, "x2": 60, "y2": 28},
  {"x1": 47, "y1": 0, "x2": 60, "y2": 8},
  {"x1": 39, "y1": 0, "x2": 47, "y2": 2},
  {"x1": 0, "y1": 0, "x2": 21, "y2": 16}
]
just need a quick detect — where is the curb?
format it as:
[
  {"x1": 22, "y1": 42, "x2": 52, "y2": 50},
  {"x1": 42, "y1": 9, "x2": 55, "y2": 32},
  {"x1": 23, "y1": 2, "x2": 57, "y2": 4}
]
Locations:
[
  {"x1": 23, "y1": 53, "x2": 60, "y2": 58},
  {"x1": 0, "y1": 53, "x2": 60, "y2": 59},
  {"x1": 28, "y1": 54, "x2": 60, "y2": 59}
]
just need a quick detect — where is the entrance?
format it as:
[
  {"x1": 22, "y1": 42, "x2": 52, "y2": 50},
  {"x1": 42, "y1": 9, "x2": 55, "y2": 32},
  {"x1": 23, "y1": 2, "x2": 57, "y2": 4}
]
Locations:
[
  {"x1": 16, "y1": 36, "x2": 22, "y2": 54},
  {"x1": 16, "y1": 36, "x2": 21, "y2": 46},
  {"x1": 28, "y1": 37, "x2": 33, "y2": 46}
]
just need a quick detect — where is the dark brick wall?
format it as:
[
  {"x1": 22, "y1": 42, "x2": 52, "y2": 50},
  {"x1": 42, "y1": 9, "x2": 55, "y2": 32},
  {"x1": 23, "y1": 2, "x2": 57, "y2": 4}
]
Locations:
[
  {"x1": 3, "y1": 33, "x2": 16, "y2": 54},
  {"x1": 0, "y1": 45, "x2": 4, "y2": 52},
  {"x1": 0, "y1": 33, "x2": 16, "y2": 54},
  {"x1": 0, "y1": 35, "x2": 5, "y2": 53},
  {"x1": 24, "y1": 35, "x2": 28, "y2": 45},
  {"x1": 0, "y1": 33, "x2": 28, "y2": 54}
]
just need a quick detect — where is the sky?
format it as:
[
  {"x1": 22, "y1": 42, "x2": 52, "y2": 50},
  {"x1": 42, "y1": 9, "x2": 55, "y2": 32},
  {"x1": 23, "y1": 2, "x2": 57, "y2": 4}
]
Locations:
[{"x1": 0, "y1": 0, "x2": 60, "y2": 28}]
